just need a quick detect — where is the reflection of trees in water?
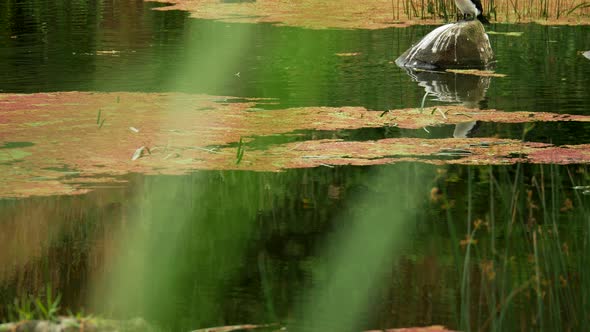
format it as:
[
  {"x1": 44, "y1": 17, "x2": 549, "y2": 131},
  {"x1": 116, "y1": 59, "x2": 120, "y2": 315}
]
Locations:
[
  {"x1": 404, "y1": 68, "x2": 491, "y2": 109},
  {"x1": 0, "y1": 168, "x2": 361, "y2": 328},
  {"x1": 0, "y1": 186, "x2": 126, "y2": 320},
  {"x1": 1, "y1": 162, "x2": 589, "y2": 331},
  {"x1": 0, "y1": 0, "x2": 187, "y2": 93}
]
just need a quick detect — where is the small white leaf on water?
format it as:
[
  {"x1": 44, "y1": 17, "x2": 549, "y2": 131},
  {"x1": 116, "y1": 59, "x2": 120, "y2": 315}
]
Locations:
[
  {"x1": 131, "y1": 146, "x2": 145, "y2": 161},
  {"x1": 129, "y1": 127, "x2": 139, "y2": 133}
]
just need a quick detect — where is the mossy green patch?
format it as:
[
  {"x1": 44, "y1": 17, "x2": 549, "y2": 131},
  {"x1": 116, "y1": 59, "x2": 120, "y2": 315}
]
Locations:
[{"x1": 0, "y1": 142, "x2": 34, "y2": 149}]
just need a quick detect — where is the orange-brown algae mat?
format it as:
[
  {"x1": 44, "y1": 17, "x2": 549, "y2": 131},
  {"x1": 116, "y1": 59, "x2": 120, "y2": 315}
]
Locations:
[{"x1": 1, "y1": 91, "x2": 590, "y2": 198}]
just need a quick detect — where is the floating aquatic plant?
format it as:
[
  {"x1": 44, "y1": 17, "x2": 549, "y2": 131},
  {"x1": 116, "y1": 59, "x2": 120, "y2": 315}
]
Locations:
[{"x1": 1, "y1": 92, "x2": 590, "y2": 198}]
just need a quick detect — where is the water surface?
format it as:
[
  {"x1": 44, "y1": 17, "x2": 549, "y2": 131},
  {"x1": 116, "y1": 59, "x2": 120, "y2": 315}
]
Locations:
[{"x1": 1, "y1": 1, "x2": 590, "y2": 331}]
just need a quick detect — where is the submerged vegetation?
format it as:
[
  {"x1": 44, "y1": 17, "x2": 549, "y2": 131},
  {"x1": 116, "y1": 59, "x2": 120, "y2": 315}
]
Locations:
[
  {"x1": 1, "y1": 163, "x2": 588, "y2": 331},
  {"x1": 430, "y1": 164, "x2": 590, "y2": 331}
]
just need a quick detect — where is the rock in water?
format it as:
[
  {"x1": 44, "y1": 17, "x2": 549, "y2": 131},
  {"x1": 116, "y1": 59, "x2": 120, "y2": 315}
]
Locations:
[{"x1": 396, "y1": 20, "x2": 494, "y2": 69}]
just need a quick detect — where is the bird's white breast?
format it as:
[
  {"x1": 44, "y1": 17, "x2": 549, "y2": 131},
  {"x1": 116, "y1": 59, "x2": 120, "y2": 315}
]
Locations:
[{"x1": 455, "y1": 0, "x2": 480, "y2": 15}]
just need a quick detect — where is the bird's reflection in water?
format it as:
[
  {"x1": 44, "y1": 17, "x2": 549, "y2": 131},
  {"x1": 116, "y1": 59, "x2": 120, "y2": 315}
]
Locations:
[{"x1": 402, "y1": 68, "x2": 492, "y2": 138}]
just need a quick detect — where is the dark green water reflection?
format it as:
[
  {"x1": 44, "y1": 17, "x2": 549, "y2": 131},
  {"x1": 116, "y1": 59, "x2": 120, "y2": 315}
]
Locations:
[
  {"x1": 1, "y1": 1, "x2": 590, "y2": 331},
  {"x1": 1, "y1": 1, "x2": 590, "y2": 114},
  {"x1": 1, "y1": 1, "x2": 590, "y2": 145},
  {"x1": 1, "y1": 164, "x2": 589, "y2": 331}
]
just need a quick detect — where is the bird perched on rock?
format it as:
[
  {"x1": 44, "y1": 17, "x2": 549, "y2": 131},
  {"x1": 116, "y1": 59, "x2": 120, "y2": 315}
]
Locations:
[{"x1": 454, "y1": 0, "x2": 490, "y2": 24}]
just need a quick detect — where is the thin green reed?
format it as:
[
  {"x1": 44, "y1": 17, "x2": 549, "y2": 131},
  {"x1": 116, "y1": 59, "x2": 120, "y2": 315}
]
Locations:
[
  {"x1": 567, "y1": 167, "x2": 590, "y2": 328},
  {"x1": 539, "y1": 0, "x2": 547, "y2": 17},
  {"x1": 439, "y1": 0, "x2": 450, "y2": 21},
  {"x1": 404, "y1": 0, "x2": 409, "y2": 18},
  {"x1": 496, "y1": 165, "x2": 517, "y2": 331},
  {"x1": 510, "y1": 0, "x2": 522, "y2": 21},
  {"x1": 391, "y1": 0, "x2": 589, "y2": 22},
  {"x1": 411, "y1": 0, "x2": 419, "y2": 17},
  {"x1": 487, "y1": 0, "x2": 494, "y2": 19},
  {"x1": 395, "y1": 163, "x2": 589, "y2": 331},
  {"x1": 488, "y1": 166, "x2": 497, "y2": 331},
  {"x1": 460, "y1": 167, "x2": 473, "y2": 332},
  {"x1": 421, "y1": 0, "x2": 424, "y2": 18},
  {"x1": 443, "y1": 189, "x2": 462, "y2": 329},
  {"x1": 549, "y1": 165, "x2": 577, "y2": 330}
]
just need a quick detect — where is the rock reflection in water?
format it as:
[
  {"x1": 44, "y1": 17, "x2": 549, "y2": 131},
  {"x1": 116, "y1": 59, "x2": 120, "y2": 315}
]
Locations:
[{"x1": 402, "y1": 68, "x2": 491, "y2": 138}]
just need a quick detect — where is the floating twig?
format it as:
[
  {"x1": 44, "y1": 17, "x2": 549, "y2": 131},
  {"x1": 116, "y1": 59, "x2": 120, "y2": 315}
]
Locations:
[
  {"x1": 131, "y1": 146, "x2": 146, "y2": 161},
  {"x1": 302, "y1": 156, "x2": 332, "y2": 159},
  {"x1": 435, "y1": 148, "x2": 473, "y2": 156},
  {"x1": 164, "y1": 153, "x2": 180, "y2": 160},
  {"x1": 420, "y1": 91, "x2": 430, "y2": 112},
  {"x1": 195, "y1": 147, "x2": 219, "y2": 153},
  {"x1": 436, "y1": 108, "x2": 448, "y2": 120}
]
